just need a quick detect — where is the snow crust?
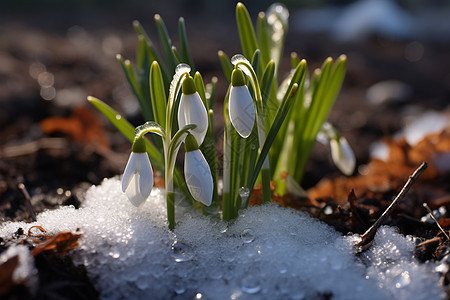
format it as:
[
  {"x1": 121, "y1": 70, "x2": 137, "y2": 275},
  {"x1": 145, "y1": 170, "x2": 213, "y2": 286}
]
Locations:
[{"x1": 0, "y1": 178, "x2": 444, "y2": 299}]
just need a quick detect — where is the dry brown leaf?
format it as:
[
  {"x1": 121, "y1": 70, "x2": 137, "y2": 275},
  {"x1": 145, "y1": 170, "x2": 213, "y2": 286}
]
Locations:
[
  {"x1": 40, "y1": 106, "x2": 109, "y2": 150},
  {"x1": 308, "y1": 128, "x2": 450, "y2": 204},
  {"x1": 31, "y1": 232, "x2": 82, "y2": 256}
]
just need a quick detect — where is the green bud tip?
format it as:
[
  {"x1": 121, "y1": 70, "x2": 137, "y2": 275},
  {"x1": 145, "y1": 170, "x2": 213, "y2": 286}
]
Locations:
[
  {"x1": 182, "y1": 75, "x2": 196, "y2": 95},
  {"x1": 184, "y1": 133, "x2": 199, "y2": 152},
  {"x1": 231, "y1": 68, "x2": 246, "y2": 87},
  {"x1": 132, "y1": 136, "x2": 147, "y2": 153}
]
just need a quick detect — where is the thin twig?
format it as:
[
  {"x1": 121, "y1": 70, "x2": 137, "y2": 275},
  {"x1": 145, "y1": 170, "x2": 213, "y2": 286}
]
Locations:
[
  {"x1": 18, "y1": 183, "x2": 37, "y2": 222},
  {"x1": 423, "y1": 203, "x2": 450, "y2": 241},
  {"x1": 357, "y1": 161, "x2": 428, "y2": 247}
]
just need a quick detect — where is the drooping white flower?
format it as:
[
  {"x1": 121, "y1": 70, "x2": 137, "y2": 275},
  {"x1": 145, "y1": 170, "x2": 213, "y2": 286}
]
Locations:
[
  {"x1": 121, "y1": 137, "x2": 154, "y2": 207},
  {"x1": 184, "y1": 133, "x2": 213, "y2": 206},
  {"x1": 330, "y1": 136, "x2": 356, "y2": 176},
  {"x1": 229, "y1": 68, "x2": 255, "y2": 138},
  {"x1": 178, "y1": 75, "x2": 208, "y2": 145}
]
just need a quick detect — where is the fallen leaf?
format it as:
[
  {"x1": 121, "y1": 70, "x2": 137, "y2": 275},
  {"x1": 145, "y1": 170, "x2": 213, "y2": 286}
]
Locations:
[
  {"x1": 31, "y1": 232, "x2": 82, "y2": 256},
  {"x1": 40, "y1": 106, "x2": 109, "y2": 150}
]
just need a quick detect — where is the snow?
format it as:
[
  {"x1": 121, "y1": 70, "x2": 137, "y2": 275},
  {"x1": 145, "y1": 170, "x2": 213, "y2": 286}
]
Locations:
[
  {"x1": 0, "y1": 244, "x2": 38, "y2": 293},
  {"x1": 0, "y1": 178, "x2": 445, "y2": 299},
  {"x1": 293, "y1": 0, "x2": 450, "y2": 42}
]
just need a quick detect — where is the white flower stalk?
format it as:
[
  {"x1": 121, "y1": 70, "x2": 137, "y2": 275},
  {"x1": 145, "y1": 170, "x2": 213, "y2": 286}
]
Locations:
[
  {"x1": 121, "y1": 136, "x2": 154, "y2": 207},
  {"x1": 184, "y1": 133, "x2": 213, "y2": 206},
  {"x1": 330, "y1": 136, "x2": 356, "y2": 176},
  {"x1": 229, "y1": 68, "x2": 255, "y2": 138},
  {"x1": 177, "y1": 75, "x2": 208, "y2": 145}
]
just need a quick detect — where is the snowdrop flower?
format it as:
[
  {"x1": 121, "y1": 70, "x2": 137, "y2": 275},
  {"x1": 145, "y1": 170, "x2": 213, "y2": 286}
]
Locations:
[
  {"x1": 121, "y1": 136, "x2": 154, "y2": 207},
  {"x1": 330, "y1": 136, "x2": 356, "y2": 176},
  {"x1": 229, "y1": 68, "x2": 255, "y2": 138},
  {"x1": 178, "y1": 75, "x2": 208, "y2": 145},
  {"x1": 184, "y1": 133, "x2": 213, "y2": 206}
]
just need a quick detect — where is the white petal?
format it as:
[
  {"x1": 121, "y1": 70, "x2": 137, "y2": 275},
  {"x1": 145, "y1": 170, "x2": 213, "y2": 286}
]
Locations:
[
  {"x1": 137, "y1": 153, "x2": 154, "y2": 199},
  {"x1": 178, "y1": 93, "x2": 208, "y2": 145},
  {"x1": 229, "y1": 85, "x2": 255, "y2": 138},
  {"x1": 125, "y1": 173, "x2": 147, "y2": 207},
  {"x1": 121, "y1": 152, "x2": 138, "y2": 193},
  {"x1": 331, "y1": 137, "x2": 356, "y2": 176},
  {"x1": 184, "y1": 150, "x2": 213, "y2": 206}
]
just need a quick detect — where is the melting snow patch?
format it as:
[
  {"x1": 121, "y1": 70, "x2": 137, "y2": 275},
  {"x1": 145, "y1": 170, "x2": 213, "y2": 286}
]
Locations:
[{"x1": 0, "y1": 178, "x2": 445, "y2": 299}]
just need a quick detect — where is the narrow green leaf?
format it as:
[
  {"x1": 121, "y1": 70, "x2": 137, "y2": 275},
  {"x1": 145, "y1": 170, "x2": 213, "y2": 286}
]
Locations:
[
  {"x1": 257, "y1": 11, "x2": 271, "y2": 67},
  {"x1": 236, "y1": 2, "x2": 259, "y2": 60},
  {"x1": 87, "y1": 96, "x2": 163, "y2": 170},
  {"x1": 194, "y1": 72, "x2": 208, "y2": 110},
  {"x1": 178, "y1": 17, "x2": 195, "y2": 68},
  {"x1": 260, "y1": 60, "x2": 275, "y2": 117},
  {"x1": 116, "y1": 55, "x2": 152, "y2": 120},
  {"x1": 171, "y1": 46, "x2": 182, "y2": 64},
  {"x1": 154, "y1": 14, "x2": 177, "y2": 72},
  {"x1": 149, "y1": 61, "x2": 167, "y2": 127},
  {"x1": 206, "y1": 76, "x2": 218, "y2": 110},
  {"x1": 218, "y1": 50, "x2": 233, "y2": 82},
  {"x1": 136, "y1": 36, "x2": 153, "y2": 119},
  {"x1": 247, "y1": 82, "x2": 302, "y2": 199},
  {"x1": 133, "y1": 20, "x2": 169, "y2": 84},
  {"x1": 290, "y1": 52, "x2": 299, "y2": 69}
]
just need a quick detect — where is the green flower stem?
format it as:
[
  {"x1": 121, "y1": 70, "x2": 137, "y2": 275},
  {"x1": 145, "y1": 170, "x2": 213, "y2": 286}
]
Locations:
[
  {"x1": 166, "y1": 180, "x2": 175, "y2": 230},
  {"x1": 235, "y1": 61, "x2": 271, "y2": 203},
  {"x1": 222, "y1": 89, "x2": 233, "y2": 221}
]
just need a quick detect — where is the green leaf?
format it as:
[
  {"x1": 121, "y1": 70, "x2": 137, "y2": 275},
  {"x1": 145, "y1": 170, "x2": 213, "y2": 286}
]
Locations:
[
  {"x1": 257, "y1": 11, "x2": 270, "y2": 67},
  {"x1": 260, "y1": 60, "x2": 275, "y2": 116},
  {"x1": 154, "y1": 14, "x2": 177, "y2": 72},
  {"x1": 290, "y1": 52, "x2": 299, "y2": 69},
  {"x1": 194, "y1": 72, "x2": 208, "y2": 110},
  {"x1": 136, "y1": 36, "x2": 153, "y2": 118},
  {"x1": 171, "y1": 46, "x2": 182, "y2": 64},
  {"x1": 178, "y1": 17, "x2": 195, "y2": 68},
  {"x1": 218, "y1": 50, "x2": 233, "y2": 82},
  {"x1": 149, "y1": 61, "x2": 167, "y2": 127},
  {"x1": 87, "y1": 96, "x2": 163, "y2": 170},
  {"x1": 116, "y1": 55, "x2": 152, "y2": 120},
  {"x1": 236, "y1": 2, "x2": 259, "y2": 60},
  {"x1": 247, "y1": 82, "x2": 302, "y2": 202},
  {"x1": 206, "y1": 76, "x2": 218, "y2": 110},
  {"x1": 132, "y1": 20, "x2": 169, "y2": 84}
]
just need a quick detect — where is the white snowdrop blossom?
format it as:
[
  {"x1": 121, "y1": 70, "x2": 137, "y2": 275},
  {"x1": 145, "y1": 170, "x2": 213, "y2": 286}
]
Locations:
[
  {"x1": 229, "y1": 68, "x2": 255, "y2": 138},
  {"x1": 330, "y1": 136, "x2": 356, "y2": 176},
  {"x1": 121, "y1": 137, "x2": 154, "y2": 207},
  {"x1": 184, "y1": 133, "x2": 213, "y2": 206},
  {"x1": 178, "y1": 75, "x2": 208, "y2": 145}
]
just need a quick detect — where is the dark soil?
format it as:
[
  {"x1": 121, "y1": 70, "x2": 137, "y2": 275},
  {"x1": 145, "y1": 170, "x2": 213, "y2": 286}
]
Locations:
[{"x1": 1, "y1": 2, "x2": 449, "y2": 299}]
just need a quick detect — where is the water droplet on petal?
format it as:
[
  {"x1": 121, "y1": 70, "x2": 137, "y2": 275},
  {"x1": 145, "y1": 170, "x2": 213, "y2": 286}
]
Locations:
[
  {"x1": 241, "y1": 275, "x2": 261, "y2": 294},
  {"x1": 171, "y1": 242, "x2": 194, "y2": 262},
  {"x1": 241, "y1": 229, "x2": 255, "y2": 244}
]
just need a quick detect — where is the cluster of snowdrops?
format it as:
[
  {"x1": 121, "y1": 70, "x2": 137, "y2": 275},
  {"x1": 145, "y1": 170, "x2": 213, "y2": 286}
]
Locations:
[{"x1": 89, "y1": 2, "x2": 354, "y2": 229}]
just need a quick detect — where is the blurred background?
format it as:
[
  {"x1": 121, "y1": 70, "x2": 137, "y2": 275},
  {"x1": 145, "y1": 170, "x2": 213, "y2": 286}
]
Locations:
[{"x1": 1, "y1": 0, "x2": 449, "y2": 220}]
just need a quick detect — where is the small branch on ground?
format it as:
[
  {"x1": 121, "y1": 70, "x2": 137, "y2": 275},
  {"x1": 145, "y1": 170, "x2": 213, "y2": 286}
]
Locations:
[
  {"x1": 423, "y1": 203, "x2": 450, "y2": 241},
  {"x1": 356, "y1": 161, "x2": 428, "y2": 248},
  {"x1": 18, "y1": 183, "x2": 36, "y2": 222}
]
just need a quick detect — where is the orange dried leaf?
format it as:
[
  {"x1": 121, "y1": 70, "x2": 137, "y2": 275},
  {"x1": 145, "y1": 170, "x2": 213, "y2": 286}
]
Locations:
[
  {"x1": 31, "y1": 232, "x2": 82, "y2": 256},
  {"x1": 40, "y1": 106, "x2": 109, "y2": 150}
]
